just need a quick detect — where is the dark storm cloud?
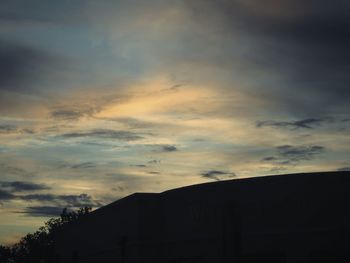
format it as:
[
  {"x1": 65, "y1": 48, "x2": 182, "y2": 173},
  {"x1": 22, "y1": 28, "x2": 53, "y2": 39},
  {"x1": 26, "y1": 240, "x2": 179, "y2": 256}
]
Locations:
[
  {"x1": 187, "y1": 0, "x2": 350, "y2": 115},
  {"x1": 61, "y1": 129, "x2": 144, "y2": 141},
  {"x1": 200, "y1": 170, "x2": 236, "y2": 181},
  {"x1": 0, "y1": 40, "x2": 59, "y2": 92},
  {"x1": 262, "y1": 145, "x2": 325, "y2": 165},
  {"x1": 257, "y1": 118, "x2": 330, "y2": 130},
  {"x1": 0, "y1": 181, "x2": 50, "y2": 192},
  {"x1": 22, "y1": 206, "x2": 64, "y2": 217}
]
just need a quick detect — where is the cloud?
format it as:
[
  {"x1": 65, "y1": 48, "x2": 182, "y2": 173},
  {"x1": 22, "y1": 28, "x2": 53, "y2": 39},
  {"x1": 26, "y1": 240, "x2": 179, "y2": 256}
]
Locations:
[
  {"x1": 161, "y1": 145, "x2": 177, "y2": 152},
  {"x1": 268, "y1": 167, "x2": 288, "y2": 174},
  {"x1": 0, "y1": 0, "x2": 90, "y2": 25},
  {"x1": 50, "y1": 110, "x2": 85, "y2": 121},
  {"x1": 0, "y1": 40, "x2": 61, "y2": 92},
  {"x1": 338, "y1": 167, "x2": 350, "y2": 172},
  {"x1": 262, "y1": 145, "x2": 325, "y2": 165},
  {"x1": 148, "y1": 159, "x2": 161, "y2": 164},
  {"x1": 21, "y1": 206, "x2": 64, "y2": 217},
  {"x1": 0, "y1": 189, "x2": 15, "y2": 200},
  {"x1": 50, "y1": 106, "x2": 99, "y2": 121},
  {"x1": 143, "y1": 144, "x2": 178, "y2": 153},
  {"x1": 111, "y1": 117, "x2": 155, "y2": 129},
  {"x1": 261, "y1": 156, "x2": 278, "y2": 162},
  {"x1": 130, "y1": 164, "x2": 147, "y2": 168},
  {"x1": 0, "y1": 124, "x2": 35, "y2": 135},
  {"x1": 0, "y1": 163, "x2": 35, "y2": 177},
  {"x1": 277, "y1": 145, "x2": 325, "y2": 157},
  {"x1": 19, "y1": 193, "x2": 102, "y2": 207},
  {"x1": 61, "y1": 129, "x2": 144, "y2": 141},
  {"x1": 185, "y1": 0, "x2": 350, "y2": 115},
  {"x1": 0, "y1": 124, "x2": 18, "y2": 134},
  {"x1": 257, "y1": 118, "x2": 329, "y2": 130},
  {"x1": 148, "y1": 171, "x2": 160, "y2": 175},
  {"x1": 71, "y1": 162, "x2": 96, "y2": 169},
  {"x1": 0, "y1": 181, "x2": 51, "y2": 192},
  {"x1": 200, "y1": 170, "x2": 236, "y2": 181}
]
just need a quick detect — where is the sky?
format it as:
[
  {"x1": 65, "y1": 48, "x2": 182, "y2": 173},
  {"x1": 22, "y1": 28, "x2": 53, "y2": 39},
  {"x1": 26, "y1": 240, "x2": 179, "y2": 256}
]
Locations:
[{"x1": 1, "y1": 0, "x2": 350, "y2": 244}]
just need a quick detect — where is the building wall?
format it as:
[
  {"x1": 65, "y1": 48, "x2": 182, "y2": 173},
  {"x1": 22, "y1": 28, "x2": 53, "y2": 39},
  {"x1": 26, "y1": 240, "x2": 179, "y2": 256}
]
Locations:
[{"x1": 54, "y1": 172, "x2": 350, "y2": 263}]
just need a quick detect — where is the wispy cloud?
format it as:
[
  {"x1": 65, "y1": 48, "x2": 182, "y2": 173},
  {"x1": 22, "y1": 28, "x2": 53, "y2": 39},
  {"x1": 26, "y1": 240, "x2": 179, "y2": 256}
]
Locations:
[
  {"x1": 0, "y1": 181, "x2": 50, "y2": 192},
  {"x1": 257, "y1": 118, "x2": 329, "y2": 130},
  {"x1": 262, "y1": 145, "x2": 326, "y2": 165},
  {"x1": 19, "y1": 193, "x2": 102, "y2": 208},
  {"x1": 0, "y1": 124, "x2": 35, "y2": 135},
  {"x1": 70, "y1": 162, "x2": 96, "y2": 169},
  {"x1": 161, "y1": 145, "x2": 177, "y2": 152},
  {"x1": 50, "y1": 109, "x2": 85, "y2": 121},
  {"x1": 338, "y1": 167, "x2": 350, "y2": 172},
  {"x1": 0, "y1": 189, "x2": 15, "y2": 200},
  {"x1": 61, "y1": 129, "x2": 144, "y2": 141},
  {"x1": 50, "y1": 106, "x2": 99, "y2": 121},
  {"x1": 21, "y1": 206, "x2": 65, "y2": 217},
  {"x1": 0, "y1": 163, "x2": 35, "y2": 177},
  {"x1": 0, "y1": 124, "x2": 17, "y2": 134},
  {"x1": 200, "y1": 170, "x2": 236, "y2": 181}
]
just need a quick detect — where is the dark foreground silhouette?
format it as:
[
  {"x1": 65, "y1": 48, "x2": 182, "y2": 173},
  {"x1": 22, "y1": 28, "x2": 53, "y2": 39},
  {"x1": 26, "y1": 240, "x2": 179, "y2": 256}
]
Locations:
[
  {"x1": 2, "y1": 171, "x2": 350, "y2": 262},
  {"x1": 0, "y1": 207, "x2": 91, "y2": 263}
]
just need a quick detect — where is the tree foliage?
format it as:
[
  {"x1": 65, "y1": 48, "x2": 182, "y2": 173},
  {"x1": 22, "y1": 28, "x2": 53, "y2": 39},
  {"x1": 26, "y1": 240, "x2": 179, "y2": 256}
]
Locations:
[{"x1": 0, "y1": 207, "x2": 91, "y2": 263}]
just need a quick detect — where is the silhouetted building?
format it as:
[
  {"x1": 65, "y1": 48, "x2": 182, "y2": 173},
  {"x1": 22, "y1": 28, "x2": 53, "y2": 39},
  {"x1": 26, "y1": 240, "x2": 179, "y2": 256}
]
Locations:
[{"x1": 54, "y1": 171, "x2": 350, "y2": 262}]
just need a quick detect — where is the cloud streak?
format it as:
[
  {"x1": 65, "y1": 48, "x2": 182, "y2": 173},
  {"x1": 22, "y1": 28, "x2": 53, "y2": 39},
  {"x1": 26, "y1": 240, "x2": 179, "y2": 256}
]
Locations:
[
  {"x1": 257, "y1": 118, "x2": 329, "y2": 130},
  {"x1": 262, "y1": 145, "x2": 326, "y2": 165},
  {"x1": 0, "y1": 124, "x2": 35, "y2": 135},
  {"x1": 21, "y1": 206, "x2": 65, "y2": 217},
  {"x1": 161, "y1": 145, "x2": 177, "y2": 152},
  {"x1": 0, "y1": 189, "x2": 15, "y2": 200},
  {"x1": 338, "y1": 167, "x2": 350, "y2": 172},
  {"x1": 0, "y1": 181, "x2": 51, "y2": 192},
  {"x1": 19, "y1": 193, "x2": 102, "y2": 208},
  {"x1": 200, "y1": 170, "x2": 236, "y2": 181},
  {"x1": 61, "y1": 129, "x2": 144, "y2": 141}
]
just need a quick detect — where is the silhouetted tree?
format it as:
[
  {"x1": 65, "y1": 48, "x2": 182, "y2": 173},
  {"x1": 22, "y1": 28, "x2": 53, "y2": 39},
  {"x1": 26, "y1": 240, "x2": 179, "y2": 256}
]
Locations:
[
  {"x1": 0, "y1": 207, "x2": 91, "y2": 263},
  {"x1": 0, "y1": 245, "x2": 13, "y2": 263}
]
